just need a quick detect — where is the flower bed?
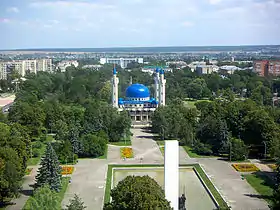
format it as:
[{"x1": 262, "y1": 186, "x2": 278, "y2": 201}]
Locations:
[
  {"x1": 61, "y1": 166, "x2": 74, "y2": 175},
  {"x1": 232, "y1": 163, "x2": 259, "y2": 172},
  {"x1": 267, "y1": 164, "x2": 277, "y2": 171},
  {"x1": 25, "y1": 168, "x2": 33, "y2": 175},
  {"x1": 120, "y1": 147, "x2": 133, "y2": 158}
]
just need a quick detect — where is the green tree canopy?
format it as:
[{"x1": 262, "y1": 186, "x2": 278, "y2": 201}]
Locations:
[{"x1": 104, "y1": 175, "x2": 172, "y2": 210}]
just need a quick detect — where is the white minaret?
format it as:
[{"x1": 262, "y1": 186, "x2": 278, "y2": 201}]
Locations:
[
  {"x1": 112, "y1": 66, "x2": 119, "y2": 108},
  {"x1": 159, "y1": 68, "x2": 166, "y2": 106},
  {"x1": 154, "y1": 67, "x2": 160, "y2": 101}
]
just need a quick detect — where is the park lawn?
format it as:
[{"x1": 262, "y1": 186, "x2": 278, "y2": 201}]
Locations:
[
  {"x1": 98, "y1": 144, "x2": 108, "y2": 159},
  {"x1": 23, "y1": 177, "x2": 70, "y2": 210},
  {"x1": 156, "y1": 141, "x2": 165, "y2": 146},
  {"x1": 184, "y1": 99, "x2": 211, "y2": 109},
  {"x1": 183, "y1": 146, "x2": 217, "y2": 158},
  {"x1": 244, "y1": 173, "x2": 274, "y2": 205},
  {"x1": 27, "y1": 143, "x2": 46, "y2": 166},
  {"x1": 159, "y1": 146, "x2": 164, "y2": 155},
  {"x1": 109, "y1": 141, "x2": 131, "y2": 146}
]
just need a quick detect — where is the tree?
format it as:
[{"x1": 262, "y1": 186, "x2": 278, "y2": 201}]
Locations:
[
  {"x1": 0, "y1": 147, "x2": 22, "y2": 202},
  {"x1": 25, "y1": 185, "x2": 60, "y2": 210},
  {"x1": 66, "y1": 194, "x2": 86, "y2": 210},
  {"x1": 229, "y1": 138, "x2": 248, "y2": 161},
  {"x1": 79, "y1": 134, "x2": 107, "y2": 158},
  {"x1": 35, "y1": 143, "x2": 62, "y2": 192},
  {"x1": 104, "y1": 175, "x2": 172, "y2": 210}
]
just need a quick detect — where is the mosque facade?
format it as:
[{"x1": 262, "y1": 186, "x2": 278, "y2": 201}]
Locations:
[{"x1": 111, "y1": 67, "x2": 166, "y2": 122}]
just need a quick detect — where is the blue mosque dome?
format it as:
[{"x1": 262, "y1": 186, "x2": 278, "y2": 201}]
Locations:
[{"x1": 126, "y1": 83, "x2": 150, "y2": 98}]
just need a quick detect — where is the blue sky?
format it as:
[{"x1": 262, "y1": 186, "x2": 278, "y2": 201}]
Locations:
[{"x1": 0, "y1": 0, "x2": 280, "y2": 49}]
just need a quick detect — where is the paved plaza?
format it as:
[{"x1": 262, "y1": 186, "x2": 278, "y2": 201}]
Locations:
[{"x1": 11, "y1": 127, "x2": 270, "y2": 210}]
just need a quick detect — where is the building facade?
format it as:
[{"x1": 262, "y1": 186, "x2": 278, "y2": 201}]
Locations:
[
  {"x1": 100, "y1": 57, "x2": 144, "y2": 68},
  {"x1": 253, "y1": 60, "x2": 280, "y2": 77},
  {"x1": 253, "y1": 60, "x2": 269, "y2": 76},
  {"x1": 112, "y1": 67, "x2": 166, "y2": 123},
  {"x1": 0, "y1": 59, "x2": 53, "y2": 79}
]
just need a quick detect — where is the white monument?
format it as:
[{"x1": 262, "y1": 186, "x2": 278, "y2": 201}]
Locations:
[{"x1": 164, "y1": 140, "x2": 179, "y2": 210}]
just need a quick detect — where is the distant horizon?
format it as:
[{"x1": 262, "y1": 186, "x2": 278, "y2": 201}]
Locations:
[{"x1": 1, "y1": 44, "x2": 280, "y2": 52}]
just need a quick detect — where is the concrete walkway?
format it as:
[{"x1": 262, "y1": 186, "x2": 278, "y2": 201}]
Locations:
[
  {"x1": 130, "y1": 128, "x2": 163, "y2": 164},
  {"x1": 198, "y1": 158, "x2": 270, "y2": 210},
  {"x1": 61, "y1": 159, "x2": 107, "y2": 210},
  {"x1": 7, "y1": 166, "x2": 39, "y2": 210}
]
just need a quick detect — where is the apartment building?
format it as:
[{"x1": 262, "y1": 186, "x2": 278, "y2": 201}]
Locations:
[
  {"x1": 253, "y1": 60, "x2": 280, "y2": 77},
  {"x1": 268, "y1": 61, "x2": 280, "y2": 76},
  {"x1": 0, "y1": 59, "x2": 53, "y2": 79},
  {"x1": 100, "y1": 57, "x2": 144, "y2": 68},
  {"x1": 253, "y1": 60, "x2": 269, "y2": 76},
  {"x1": 195, "y1": 65, "x2": 219, "y2": 75}
]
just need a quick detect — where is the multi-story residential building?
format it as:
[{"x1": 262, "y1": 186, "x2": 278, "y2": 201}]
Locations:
[
  {"x1": 253, "y1": 60, "x2": 269, "y2": 76},
  {"x1": 100, "y1": 57, "x2": 144, "y2": 68},
  {"x1": 195, "y1": 65, "x2": 219, "y2": 75},
  {"x1": 253, "y1": 60, "x2": 280, "y2": 77},
  {"x1": 0, "y1": 59, "x2": 53, "y2": 79},
  {"x1": 268, "y1": 61, "x2": 280, "y2": 76}
]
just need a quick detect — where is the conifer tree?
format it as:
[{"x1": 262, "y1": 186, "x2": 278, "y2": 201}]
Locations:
[
  {"x1": 66, "y1": 194, "x2": 86, "y2": 210},
  {"x1": 35, "y1": 143, "x2": 62, "y2": 192}
]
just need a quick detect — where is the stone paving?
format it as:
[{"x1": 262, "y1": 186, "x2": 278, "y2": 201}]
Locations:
[{"x1": 10, "y1": 127, "x2": 271, "y2": 210}]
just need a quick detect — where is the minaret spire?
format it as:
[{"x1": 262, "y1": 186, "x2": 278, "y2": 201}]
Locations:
[
  {"x1": 154, "y1": 67, "x2": 160, "y2": 101},
  {"x1": 130, "y1": 76, "x2": 133, "y2": 85},
  {"x1": 159, "y1": 68, "x2": 166, "y2": 106},
  {"x1": 112, "y1": 65, "x2": 119, "y2": 108}
]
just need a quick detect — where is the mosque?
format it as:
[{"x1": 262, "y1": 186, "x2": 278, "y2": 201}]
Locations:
[{"x1": 111, "y1": 67, "x2": 166, "y2": 122}]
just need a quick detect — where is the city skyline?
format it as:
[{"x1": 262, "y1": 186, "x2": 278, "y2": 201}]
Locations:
[{"x1": 1, "y1": 0, "x2": 280, "y2": 49}]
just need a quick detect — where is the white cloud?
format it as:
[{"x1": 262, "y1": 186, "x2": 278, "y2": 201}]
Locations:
[
  {"x1": 208, "y1": 0, "x2": 223, "y2": 5},
  {"x1": 0, "y1": 18, "x2": 11, "y2": 23},
  {"x1": 6, "y1": 7, "x2": 19, "y2": 13},
  {"x1": 181, "y1": 21, "x2": 194, "y2": 27}
]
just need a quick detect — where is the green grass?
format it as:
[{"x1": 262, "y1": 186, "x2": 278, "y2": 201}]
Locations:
[
  {"x1": 183, "y1": 99, "x2": 211, "y2": 109},
  {"x1": 109, "y1": 141, "x2": 131, "y2": 146},
  {"x1": 159, "y1": 146, "x2": 164, "y2": 155},
  {"x1": 23, "y1": 177, "x2": 70, "y2": 210},
  {"x1": 156, "y1": 140, "x2": 165, "y2": 146},
  {"x1": 244, "y1": 173, "x2": 274, "y2": 205},
  {"x1": 27, "y1": 143, "x2": 46, "y2": 166},
  {"x1": 98, "y1": 144, "x2": 108, "y2": 159},
  {"x1": 104, "y1": 164, "x2": 229, "y2": 209},
  {"x1": 183, "y1": 146, "x2": 217, "y2": 158},
  {"x1": 194, "y1": 165, "x2": 229, "y2": 209}
]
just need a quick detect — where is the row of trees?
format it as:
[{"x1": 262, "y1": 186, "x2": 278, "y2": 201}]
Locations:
[
  {"x1": 152, "y1": 98, "x2": 280, "y2": 160},
  {"x1": 0, "y1": 122, "x2": 30, "y2": 202},
  {"x1": 1, "y1": 65, "x2": 132, "y2": 204}
]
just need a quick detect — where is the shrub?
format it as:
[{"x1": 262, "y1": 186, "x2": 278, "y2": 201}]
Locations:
[{"x1": 193, "y1": 142, "x2": 213, "y2": 156}]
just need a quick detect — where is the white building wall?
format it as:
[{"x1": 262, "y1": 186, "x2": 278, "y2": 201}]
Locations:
[{"x1": 164, "y1": 140, "x2": 179, "y2": 210}]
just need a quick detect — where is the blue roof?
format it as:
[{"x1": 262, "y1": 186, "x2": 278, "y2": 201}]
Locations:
[
  {"x1": 118, "y1": 98, "x2": 158, "y2": 105},
  {"x1": 160, "y1": 68, "x2": 164, "y2": 74},
  {"x1": 113, "y1": 67, "x2": 117, "y2": 75},
  {"x1": 126, "y1": 83, "x2": 150, "y2": 98}
]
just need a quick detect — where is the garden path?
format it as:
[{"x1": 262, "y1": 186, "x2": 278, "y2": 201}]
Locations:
[
  {"x1": 61, "y1": 159, "x2": 107, "y2": 210},
  {"x1": 198, "y1": 158, "x2": 270, "y2": 210},
  {"x1": 7, "y1": 165, "x2": 39, "y2": 210}
]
